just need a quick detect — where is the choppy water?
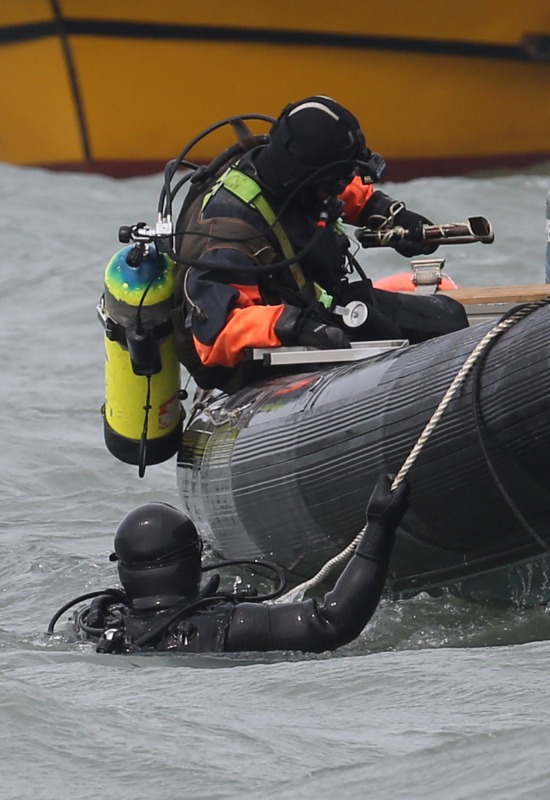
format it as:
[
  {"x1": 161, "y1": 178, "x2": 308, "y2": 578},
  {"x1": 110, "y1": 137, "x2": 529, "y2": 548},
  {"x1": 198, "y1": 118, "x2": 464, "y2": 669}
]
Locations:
[{"x1": 2, "y1": 161, "x2": 550, "y2": 800}]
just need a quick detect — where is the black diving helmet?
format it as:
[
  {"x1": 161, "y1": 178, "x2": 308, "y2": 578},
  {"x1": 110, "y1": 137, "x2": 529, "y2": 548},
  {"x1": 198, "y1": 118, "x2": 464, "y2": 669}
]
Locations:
[
  {"x1": 256, "y1": 95, "x2": 386, "y2": 197},
  {"x1": 110, "y1": 503, "x2": 203, "y2": 611}
]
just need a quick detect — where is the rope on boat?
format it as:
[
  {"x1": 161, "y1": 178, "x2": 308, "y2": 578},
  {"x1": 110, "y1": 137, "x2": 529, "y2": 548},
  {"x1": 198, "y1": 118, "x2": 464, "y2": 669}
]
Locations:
[{"x1": 276, "y1": 297, "x2": 550, "y2": 603}]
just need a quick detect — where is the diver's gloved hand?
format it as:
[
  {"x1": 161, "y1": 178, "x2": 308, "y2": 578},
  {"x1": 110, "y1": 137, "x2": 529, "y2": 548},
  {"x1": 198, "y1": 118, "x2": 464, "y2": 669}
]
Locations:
[
  {"x1": 356, "y1": 473, "x2": 409, "y2": 562},
  {"x1": 366, "y1": 473, "x2": 409, "y2": 528},
  {"x1": 391, "y1": 207, "x2": 438, "y2": 258},
  {"x1": 360, "y1": 190, "x2": 438, "y2": 258},
  {"x1": 275, "y1": 306, "x2": 351, "y2": 350}
]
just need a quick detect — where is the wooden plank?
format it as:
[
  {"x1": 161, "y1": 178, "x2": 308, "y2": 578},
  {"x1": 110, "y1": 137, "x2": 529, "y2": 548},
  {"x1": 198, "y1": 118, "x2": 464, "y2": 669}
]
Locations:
[{"x1": 440, "y1": 284, "x2": 550, "y2": 305}]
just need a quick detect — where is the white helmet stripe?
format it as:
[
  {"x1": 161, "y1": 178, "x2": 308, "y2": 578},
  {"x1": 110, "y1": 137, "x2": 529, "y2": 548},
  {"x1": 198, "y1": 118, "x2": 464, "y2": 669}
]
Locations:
[{"x1": 288, "y1": 101, "x2": 339, "y2": 121}]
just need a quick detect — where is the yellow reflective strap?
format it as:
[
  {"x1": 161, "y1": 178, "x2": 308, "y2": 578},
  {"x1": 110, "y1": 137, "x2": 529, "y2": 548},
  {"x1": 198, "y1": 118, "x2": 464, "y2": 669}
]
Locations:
[
  {"x1": 222, "y1": 168, "x2": 296, "y2": 254},
  {"x1": 206, "y1": 166, "x2": 333, "y2": 308},
  {"x1": 201, "y1": 170, "x2": 227, "y2": 210}
]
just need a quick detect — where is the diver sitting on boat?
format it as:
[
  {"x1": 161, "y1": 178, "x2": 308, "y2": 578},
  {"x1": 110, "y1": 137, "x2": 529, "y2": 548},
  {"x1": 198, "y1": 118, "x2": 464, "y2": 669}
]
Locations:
[
  {"x1": 171, "y1": 95, "x2": 468, "y2": 392},
  {"x1": 49, "y1": 474, "x2": 408, "y2": 654}
]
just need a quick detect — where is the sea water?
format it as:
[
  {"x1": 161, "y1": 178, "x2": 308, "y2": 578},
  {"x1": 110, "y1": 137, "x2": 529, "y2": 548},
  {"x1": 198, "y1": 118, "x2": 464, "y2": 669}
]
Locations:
[{"x1": 1, "y1": 161, "x2": 550, "y2": 800}]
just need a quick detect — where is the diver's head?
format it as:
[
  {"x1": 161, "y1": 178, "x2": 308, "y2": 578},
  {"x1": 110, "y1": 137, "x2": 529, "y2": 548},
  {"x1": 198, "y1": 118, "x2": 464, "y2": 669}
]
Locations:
[
  {"x1": 256, "y1": 96, "x2": 378, "y2": 199},
  {"x1": 111, "y1": 503, "x2": 203, "y2": 611}
]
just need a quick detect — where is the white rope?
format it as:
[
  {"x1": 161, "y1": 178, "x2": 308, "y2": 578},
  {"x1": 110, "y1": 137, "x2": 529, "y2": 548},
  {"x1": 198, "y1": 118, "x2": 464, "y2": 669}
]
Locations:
[{"x1": 275, "y1": 302, "x2": 545, "y2": 603}]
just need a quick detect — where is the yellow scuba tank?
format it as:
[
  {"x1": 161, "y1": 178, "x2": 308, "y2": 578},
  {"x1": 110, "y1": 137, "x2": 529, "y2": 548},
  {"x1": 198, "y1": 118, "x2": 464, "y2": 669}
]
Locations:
[{"x1": 99, "y1": 243, "x2": 183, "y2": 474}]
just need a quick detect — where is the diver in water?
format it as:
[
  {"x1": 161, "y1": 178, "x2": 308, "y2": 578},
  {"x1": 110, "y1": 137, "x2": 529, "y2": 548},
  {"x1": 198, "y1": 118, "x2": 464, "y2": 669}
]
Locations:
[{"x1": 49, "y1": 474, "x2": 408, "y2": 654}]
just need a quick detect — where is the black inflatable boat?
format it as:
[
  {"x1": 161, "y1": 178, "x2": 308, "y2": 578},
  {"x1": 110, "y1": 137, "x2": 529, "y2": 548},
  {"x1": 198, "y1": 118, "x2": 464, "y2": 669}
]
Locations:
[{"x1": 177, "y1": 298, "x2": 550, "y2": 605}]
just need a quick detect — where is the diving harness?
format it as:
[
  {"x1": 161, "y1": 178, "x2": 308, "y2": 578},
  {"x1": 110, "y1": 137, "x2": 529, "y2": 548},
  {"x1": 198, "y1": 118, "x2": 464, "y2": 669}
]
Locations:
[{"x1": 47, "y1": 556, "x2": 287, "y2": 654}]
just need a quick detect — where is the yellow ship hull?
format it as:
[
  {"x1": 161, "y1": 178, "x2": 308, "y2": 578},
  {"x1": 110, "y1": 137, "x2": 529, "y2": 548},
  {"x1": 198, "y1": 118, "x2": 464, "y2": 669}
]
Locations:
[{"x1": 1, "y1": 1, "x2": 549, "y2": 179}]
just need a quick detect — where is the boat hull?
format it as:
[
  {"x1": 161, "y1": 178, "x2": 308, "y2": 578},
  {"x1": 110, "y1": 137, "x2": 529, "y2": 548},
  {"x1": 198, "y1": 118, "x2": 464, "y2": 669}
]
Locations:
[
  {"x1": 177, "y1": 302, "x2": 550, "y2": 599},
  {"x1": 1, "y1": 2, "x2": 549, "y2": 179}
]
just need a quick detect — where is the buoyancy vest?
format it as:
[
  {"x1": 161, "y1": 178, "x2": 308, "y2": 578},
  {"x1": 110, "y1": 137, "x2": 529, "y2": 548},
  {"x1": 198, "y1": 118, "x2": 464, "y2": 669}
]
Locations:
[
  {"x1": 95, "y1": 600, "x2": 236, "y2": 653},
  {"x1": 176, "y1": 164, "x2": 337, "y2": 310},
  {"x1": 172, "y1": 161, "x2": 348, "y2": 390},
  {"x1": 171, "y1": 165, "x2": 284, "y2": 391},
  {"x1": 207, "y1": 166, "x2": 335, "y2": 309}
]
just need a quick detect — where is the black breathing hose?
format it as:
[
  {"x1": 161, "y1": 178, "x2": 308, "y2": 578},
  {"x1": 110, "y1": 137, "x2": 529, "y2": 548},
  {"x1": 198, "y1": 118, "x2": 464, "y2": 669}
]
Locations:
[
  {"x1": 47, "y1": 556, "x2": 286, "y2": 641},
  {"x1": 46, "y1": 588, "x2": 128, "y2": 634}
]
